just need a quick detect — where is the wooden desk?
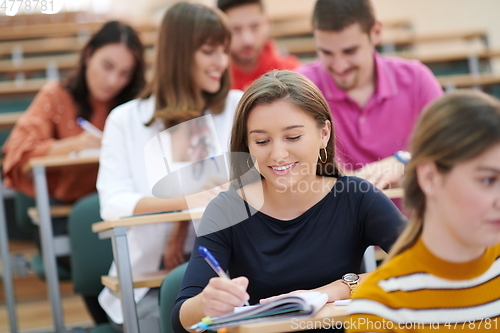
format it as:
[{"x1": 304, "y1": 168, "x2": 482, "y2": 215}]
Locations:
[
  {"x1": 101, "y1": 269, "x2": 170, "y2": 292},
  {"x1": 0, "y1": 48, "x2": 155, "y2": 76},
  {"x1": 27, "y1": 205, "x2": 73, "y2": 222},
  {"x1": 0, "y1": 78, "x2": 46, "y2": 97},
  {"x1": 0, "y1": 30, "x2": 155, "y2": 59},
  {"x1": 383, "y1": 187, "x2": 404, "y2": 199},
  {"x1": 27, "y1": 154, "x2": 99, "y2": 333},
  {"x1": 93, "y1": 209, "x2": 203, "y2": 333},
  {"x1": 0, "y1": 11, "x2": 106, "y2": 27},
  {"x1": 277, "y1": 30, "x2": 490, "y2": 58},
  {"x1": 437, "y1": 72, "x2": 500, "y2": 89},
  {"x1": 0, "y1": 54, "x2": 79, "y2": 74},
  {"x1": 0, "y1": 112, "x2": 22, "y2": 130},
  {"x1": 226, "y1": 303, "x2": 347, "y2": 333},
  {"x1": 0, "y1": 21, "x2": 157, "y2": 41},
  {"x1": 0, "y1": 37, "x2": 83, "y2": 58}
]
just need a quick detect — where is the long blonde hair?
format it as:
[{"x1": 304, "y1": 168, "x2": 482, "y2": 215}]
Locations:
[
  {"x1": 142, "y1": 2, "x2": 231, "y2": 129},
  {"x1": 386, "y1": 90, "x2": 500, "y2": 261}
]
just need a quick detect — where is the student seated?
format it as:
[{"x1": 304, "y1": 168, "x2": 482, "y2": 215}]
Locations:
[
  {"x1": 172, "y1": 70, "x2": 407, "y2": 333},
  {"x1": 297, "y1": 0, "x2": 443, "y2": 190},
  {"x1": 1, "y1": 20, "x2": 145, "y2": 325},
  {"x1": 96, "y1": 2, "x2": 242, "y2": 328},
  {"x1": 347, "y1": 90, "x2": 500, "y2": 332},
  {"x1": 218, "y1": 0, "x2": 300, "y2": 90}
]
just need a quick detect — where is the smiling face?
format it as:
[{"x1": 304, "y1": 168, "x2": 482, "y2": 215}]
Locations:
[
  {"x1": 85, "y1": 43, "x2": 135, "y2": 102},
  {"x1": 193, "y1": 43, "x2": 229, "y2": 94},
  {"x1": 422, "y1": 143, "x2": 500, "y2": 258},
  {"x1": 314, "y1": 22, "x2": 380, "y2": 91},
  {"x1": 246, "y1": 100, "x2": 330, "y2": 192},
  {"x1": 225, "y1": 3, "x2": 270, "y2": 67}
]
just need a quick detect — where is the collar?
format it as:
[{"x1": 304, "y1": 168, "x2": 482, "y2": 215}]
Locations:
[
  {"x1": 414, "y1": 237, "x2": 496, "y2": 280},
  {"x1": 373, "y1": 52, "x2": 399, "y2": 101}
]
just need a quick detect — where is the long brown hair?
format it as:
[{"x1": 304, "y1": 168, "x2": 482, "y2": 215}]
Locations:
[
  {"x1": 386, "y1": 90, "x2": 500, "y2": 261},
  {"x1": 65, "y1": 20, "x2": 145, "y2": 120},
  {"x1": 230, "y1": 70, "x2": 339, "y2": 182},
  {"x1": 142, "y1": 2, "x2": 231, "y2": 129}
]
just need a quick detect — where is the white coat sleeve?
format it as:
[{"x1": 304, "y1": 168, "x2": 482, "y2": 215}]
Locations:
[{"x1": 97, "y1": 107, "x2": 144, "y2": 221}]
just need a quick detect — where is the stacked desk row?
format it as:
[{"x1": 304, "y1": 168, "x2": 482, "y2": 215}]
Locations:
[
  {"x1": 271, "y1": 15, "x2": 500, "y2": 92},
  {"x1": 2, "y1": 19, "x2": 500, "y2": 99}
]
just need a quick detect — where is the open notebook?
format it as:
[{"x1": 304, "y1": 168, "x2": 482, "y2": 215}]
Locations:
[{"x1": 190, "y1": 291, "x2": 329, "y2": 331}]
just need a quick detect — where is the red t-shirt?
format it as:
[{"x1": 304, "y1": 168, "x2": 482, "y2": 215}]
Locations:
[{"x1": 230, "y1": 40, "x2": 300, "y2": 90}]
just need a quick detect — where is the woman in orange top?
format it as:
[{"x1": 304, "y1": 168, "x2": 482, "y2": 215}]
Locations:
[{"x1": 3, "y1": 20, "x2": 145, "y2": 203}]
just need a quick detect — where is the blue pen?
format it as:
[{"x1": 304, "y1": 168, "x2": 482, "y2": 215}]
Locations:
[
  {"x1": 76, "y1": 117, "x2": 103, "y2": 138},
  {"x1": 198, "y1": 246, "x2": 250, "y2": 306}
]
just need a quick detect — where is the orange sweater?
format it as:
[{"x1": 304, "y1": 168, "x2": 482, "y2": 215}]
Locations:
[
  {"x1": 346, "y1": 238, "x2": 500, "y2": 332},
  {"x1": 3, "y1": 81, "x2": 110, "y2": 203}
]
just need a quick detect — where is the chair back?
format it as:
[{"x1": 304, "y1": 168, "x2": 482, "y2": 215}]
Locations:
[
  {"x1": 159, "y1": 262, "x2": 188, "y2": 333},
  {"x1": 68, "y1": 192, "x2": 113, "y2": 296}
]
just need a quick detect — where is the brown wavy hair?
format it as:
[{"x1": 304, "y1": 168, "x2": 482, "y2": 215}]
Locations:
[
  {"x1": 64, "y1": 20, "x2": 146, "y2": 120},
  {"x1": 142, "y1": 2, "x2": 232, "y2": 129}
]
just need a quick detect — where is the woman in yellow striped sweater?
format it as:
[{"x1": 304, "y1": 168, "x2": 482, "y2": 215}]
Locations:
[{"x1": 346, "y1": 90, "x2": 500, "y2": 333}]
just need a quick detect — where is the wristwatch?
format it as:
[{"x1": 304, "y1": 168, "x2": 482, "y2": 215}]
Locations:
[
  {"x1": 394, "y1": 150, "x2": 411, "y2": 164},
  {"x1": 342, "y1": 273, "x2": 360, "y2": 296}
]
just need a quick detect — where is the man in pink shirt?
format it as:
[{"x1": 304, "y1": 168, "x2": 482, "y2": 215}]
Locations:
[{"x1": 297, "y1": 0, "x2": 443, "y2": 189}]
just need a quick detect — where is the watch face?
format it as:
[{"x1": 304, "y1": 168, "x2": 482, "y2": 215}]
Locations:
[{"x1": 343, "y1": 273, "x2": 359, "y2": 283}]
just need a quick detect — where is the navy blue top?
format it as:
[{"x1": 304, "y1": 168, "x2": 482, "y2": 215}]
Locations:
[{"x1": 171, "y1": 176, "x2": 407, "y2": 332}]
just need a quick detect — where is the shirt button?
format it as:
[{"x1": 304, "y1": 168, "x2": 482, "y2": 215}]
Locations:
[
  {"x1": 397, "y1": 139, "x2": 403, "y2": 145},
  {"x1": 359, "y1": 117, "x2": 366, "y2": 123}
]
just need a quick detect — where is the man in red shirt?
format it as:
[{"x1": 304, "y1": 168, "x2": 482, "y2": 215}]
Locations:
[{"x1": 218, "y1": 0, "x2": 300, "y2": 90}]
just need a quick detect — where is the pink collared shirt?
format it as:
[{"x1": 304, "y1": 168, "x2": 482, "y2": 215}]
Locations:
[{"x1": 297, "y1": 52, "x2": 443, "y2": 170}]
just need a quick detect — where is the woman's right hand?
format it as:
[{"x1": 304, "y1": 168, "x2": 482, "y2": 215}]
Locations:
[
  {"x1": 74, "y1": 131, "x2": 101, "y2": 150},
  {"x1": 47, "y1": 131, "x2": 101, "y2": 156},
  {"x1": 185, "y1": 182, "x2": 229, "y2": 209},
  {"x1": 201, "y1": 276, "x2": 250, "y2": 318}
]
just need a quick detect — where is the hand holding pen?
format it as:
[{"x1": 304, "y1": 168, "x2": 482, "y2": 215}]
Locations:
[
  {"x1": 198, "y1": 246, "x2": 250, "y2": 316},
  {"x1": 77, "y1": 117, "x2": 103, "y2": 139},
  {"x1": 69, "y1": 117, "x2": 102, "y2": 151}
]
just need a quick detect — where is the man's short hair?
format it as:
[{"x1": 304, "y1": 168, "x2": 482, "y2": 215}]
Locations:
[
  {"x1": 217, "y1": 0, "x2": 264, "y2": 13},
  {"x1": 312, "y1": 0, "x2": 375, "y2": 34}
]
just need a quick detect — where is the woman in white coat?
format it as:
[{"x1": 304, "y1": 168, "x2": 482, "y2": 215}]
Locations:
[{"x1": 96, "y1": 2, "x2": 242, "y2": 327}]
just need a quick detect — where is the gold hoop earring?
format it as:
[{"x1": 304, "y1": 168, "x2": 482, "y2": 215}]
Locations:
[{"x1": 318, "y1": 147, "x2": 327, "y2": 163}]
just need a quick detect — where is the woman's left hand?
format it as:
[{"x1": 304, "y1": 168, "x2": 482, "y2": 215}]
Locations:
[
  {"x1": 259, "y1": 290, "x2": 309, "y2": 304},
  {"x1": 260, "y1": 279, "x2": 353, "y2": 304}
]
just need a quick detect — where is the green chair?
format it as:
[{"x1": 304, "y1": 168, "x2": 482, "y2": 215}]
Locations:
[
  {"x1": 159, "y1": 262, "x2": 189, "y2": 333},
  {"x1": 13, "y1": 192, "x2": 72, "y2": 280},
  {"x1": 68, "y1": 192, "x2": 115, "y2": 332},
  {"x1": 13, "y1": 192, "x2": 37, "y2": 232}
]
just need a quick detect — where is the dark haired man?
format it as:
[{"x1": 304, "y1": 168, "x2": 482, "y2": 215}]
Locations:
[
  {"x1": 297, "y1": 0, "x2": 443, "y2": 189},
  {"x1": 218, "y1": 0, "x2": 300, "y2": 90}
]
